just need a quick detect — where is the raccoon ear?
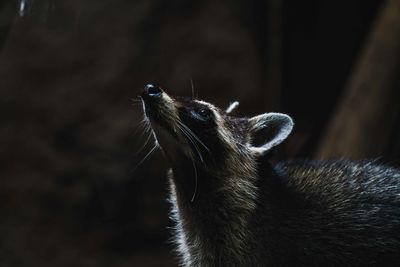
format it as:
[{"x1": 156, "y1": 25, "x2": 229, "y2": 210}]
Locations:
[
  {"x1": 247, "y1": 113, "x2": 294, "y2": 155},
  {"x1": 225, "y1": 101, "x2": 239, "y2": 114}
]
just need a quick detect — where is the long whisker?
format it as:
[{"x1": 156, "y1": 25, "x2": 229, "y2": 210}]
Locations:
[
  {"x1": 190, "y1": 79, "x2": 195, "y2": 100},
  {"x1": 178, "y1": 125, "x2": 203, "y2": 161},
  {"x1": 135, "y1": 118, "x2": 148, "y2": 128},
  {"x1": 157, "y1": 109, "x2": 207, "y2": 158},
  {"x1": 132, "y1": 142, "x2": 158, "y2": 171},
  {"x1": 190, "y1": 157, "x2": 198, "y2": 202},
  {"x1": 177, "y1": 121, "x2": 210, "y2": 152},
  {"x1": 132, "y1": 118, "x2": 151, "y2": 136},
  {"x1": 177, "y1": 124, "x2": 204, "y2": 163},
  {"x1": 136, "y1": 131, "x2": 154, "y2": 155}
]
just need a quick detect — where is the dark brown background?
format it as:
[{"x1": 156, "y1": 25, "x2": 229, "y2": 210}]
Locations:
[{"x1": 1, "y1": 0, "x2": 399, "y2": 266}]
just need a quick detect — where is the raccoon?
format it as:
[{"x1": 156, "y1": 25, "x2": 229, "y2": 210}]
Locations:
[{"x1": 140, "y1": 84, "x2": 400, "y2": 266}]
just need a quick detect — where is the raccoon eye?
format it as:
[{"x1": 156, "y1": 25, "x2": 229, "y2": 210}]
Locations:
[{"x1": 197, "y1": 108, "x2": 212, "y2": 120}]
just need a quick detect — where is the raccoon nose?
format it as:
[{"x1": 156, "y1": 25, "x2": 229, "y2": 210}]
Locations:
[{"x1": 143, "y1": 84, "x2": 162, "y2": 98}]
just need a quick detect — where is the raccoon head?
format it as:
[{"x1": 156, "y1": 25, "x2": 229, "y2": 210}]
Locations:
[{"x1": 141, "y1": 84, "x2": 294, "y2": 174}]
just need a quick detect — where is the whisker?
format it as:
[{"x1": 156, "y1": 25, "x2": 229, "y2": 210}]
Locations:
[
  {"x1": 136, "y1": 131, "x2": 154, "y2": 155},
  {"x1": 190, "y1": 79, "x2": 195, "y2": 100},
  {"x1": 131, "y1": 118, "x2": 150, "y2": 136},
  {"x1": 135, "y1": 118, "x2": 148, "y2": 126},
  {"x1": 132, "y1": 142, "x2": 158, "y2": 171},
  {"x1": 177, "y1": 124, "x2": 204, "y2": 163},
  {"x1": 177, "y1": 124, "x2": 203, "y2": 162},
  {"x1": 190, "y1": 157, "x2": 198, "y2": 202},
  {"x1": 177, "y1": 121, "x2": 210, "y2": 152}
]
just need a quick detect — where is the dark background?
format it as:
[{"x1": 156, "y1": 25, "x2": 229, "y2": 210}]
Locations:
[{"x1": 1, "y1": 0, "x2": 399, "y2": 266}]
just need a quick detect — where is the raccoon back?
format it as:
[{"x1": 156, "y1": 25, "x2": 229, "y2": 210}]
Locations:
[{"x1": 270, "y1": 160, "x2": 400, "y2": 266}]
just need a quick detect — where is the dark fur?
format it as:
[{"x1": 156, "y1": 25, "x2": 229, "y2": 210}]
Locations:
[{"x1": 170, "y1": 158, "x2": 400, "y2": 266}]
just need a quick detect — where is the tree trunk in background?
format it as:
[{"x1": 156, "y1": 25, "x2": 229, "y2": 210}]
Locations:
[{"x1": 316, "y1": 0, "x2": 400, "y2": 159}]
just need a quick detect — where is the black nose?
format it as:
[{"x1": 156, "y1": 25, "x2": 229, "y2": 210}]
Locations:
[{"x1": 143, "y1": 84, "x2": 162, "y2": 98}]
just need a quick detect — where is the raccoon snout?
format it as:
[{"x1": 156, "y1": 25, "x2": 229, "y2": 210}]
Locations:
[{"x1": 143, "y1": 83, "x2": 162, "y2": 98}]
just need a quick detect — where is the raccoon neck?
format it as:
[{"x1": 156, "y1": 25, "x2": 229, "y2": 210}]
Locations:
[
  {"x1": 167, "y1": 155, "x2": 271, "y2": 265},
  {"x1": 169, "y1": 156, "x2": 260, "y2": 215}
]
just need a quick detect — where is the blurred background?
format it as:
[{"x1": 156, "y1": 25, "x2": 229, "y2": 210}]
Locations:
[{"x1": 1, "y1": 0, "x2": 399, "y2": 266}]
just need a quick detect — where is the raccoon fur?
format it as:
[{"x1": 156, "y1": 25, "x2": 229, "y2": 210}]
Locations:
[{"x1": 140, "y1": 84, "x2": 400, "y2": 266}]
